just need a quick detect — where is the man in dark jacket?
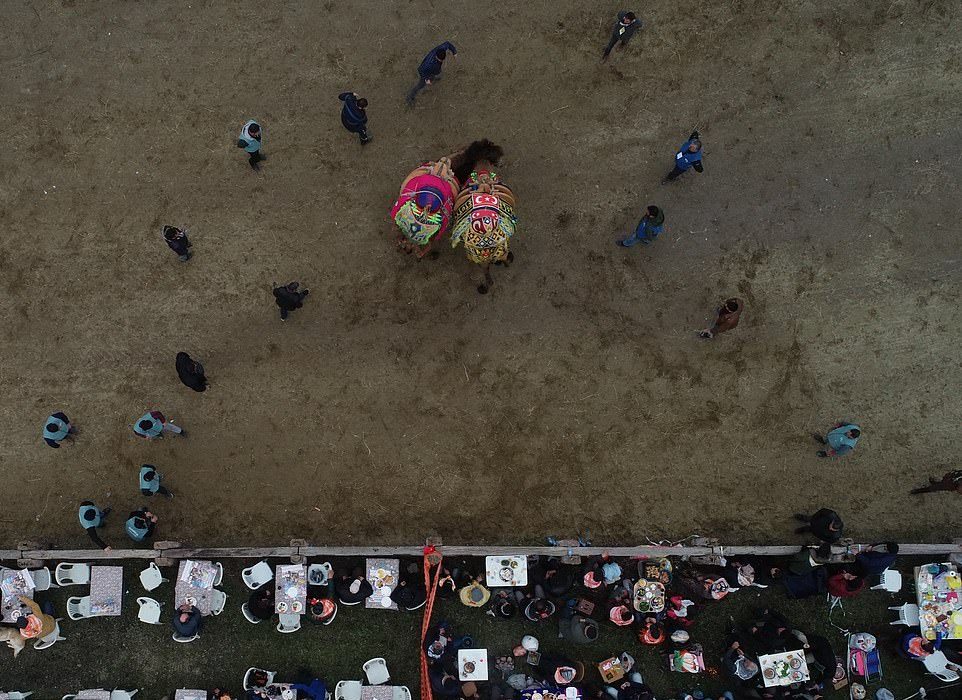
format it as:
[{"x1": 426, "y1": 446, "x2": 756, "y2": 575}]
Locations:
[
  {"x1": 602, "y1": 11, "x2": 642, "y2": 61},
  {"x1": 855, "y1": 543, "x2": 899, "y2": 577},
  {"x1": 339, "y1": 92, "x2": 371, "y2": 144},
  {"x1": 163, "y1": 225, "x2": 192, "y2": 262},
  {"x1": 175, "y1": 352, "x2": 208, "y2": 392},
  {"x1": 172, "y1": 604, "x2": 202, "y2": 638},
  {"x1": 794, "y1": 508, "x2": 844, "y2": 543},
  {"x1": 272, "y1": 281, "x2": 309, "y2": 321},
  {"x1": 406, "y1": 41, "x2": 457, "y2": 105}
]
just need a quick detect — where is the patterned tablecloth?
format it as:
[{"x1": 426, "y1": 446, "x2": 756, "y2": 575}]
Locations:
[
  {"x1": 175, "y1": 690, "x2": 209, "y2": 700},
  {"x1": 366, "y1": 558, "x2": 399, "y2": 610},
  {"x1": 758, "y1": 650, "x2": 810, "y2": 687},
  {"x1": 0, "y1": 568, "x2": 35, "y2": 623},
  {"x1": 485, "y1": 556, "x2": 528, "y2": 587},
  {"x1": 89, "y1": 566, "x2": 123, "y2": 616},
  {"x1": 361, "y1": 686, "x2": 394, "y2": 700},
  {"x1": 76, "y1": 691, "x2": 111, "y2": 700},
  {"x1": 175, "y1": 560, "x2": 218, "y2": 615},
  {"x1": 275, "y1": 564, "x2": 307, "y2": 614}
]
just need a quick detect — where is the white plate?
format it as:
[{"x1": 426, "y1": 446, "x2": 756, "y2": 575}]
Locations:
[
  {"x1": 380, "y1": 596, "x2": 392, "y2": 608},
  {"x1": 380, "y1": 586, "x2": 392, "y2": 596}
]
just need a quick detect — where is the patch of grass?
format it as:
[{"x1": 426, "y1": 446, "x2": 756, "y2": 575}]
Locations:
[{"x1": 0, "y1": 557, "x2": 944, "y2": 698}]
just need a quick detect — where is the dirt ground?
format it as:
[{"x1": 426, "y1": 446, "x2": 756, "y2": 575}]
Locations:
[{"x1": 1, "y1": 0, "x2": 961, "y2": 549}]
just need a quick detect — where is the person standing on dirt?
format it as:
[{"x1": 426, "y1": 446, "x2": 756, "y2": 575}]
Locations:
[
  {"x1": 662, "y1": 131, "x2": 703, "y2": 183},
  {"x1": 125, "y1": 507, "x2": 158, "y2": 543},
  {"x1": 78, "y1": 500, "x2": 112, "y2": 551},
  {"x1": 406, "y1": 41, "x2": 457, "y2": 105},
  {"x1": 176, "y1": 351, "x2": 208, "y2": 392},
  {"x1": 163, "y1": 225, "x2": 192, "y2": 262},
  {"x1": 602, "y1": 11, "x2": 642, "y2": 61},
  {"x1": 618, "y1": 205, "x2": 664, "y2": 247},
  {"x1": 237, "y1": 119, "x2": 265, "y2": 170},
  {"x1": 911, "y1": 469, "x2": 962, "y2": 495},
  {"x1": 699, "y1": 298, "x2": 743, "y2": 339},
  {"x1": 42, "y1": 411, "x2": 77, "y2": 448},
  {"x1": 273, "y1": 281, "x2": 310, "y2": 321},
  {"x1": 793, "y1": 508, "x2": 844, "y2": 543},
  {"x1": 139, "y1": 464, "x2": 174, "y2": 499},
  {"x1": 339, "y1": 92, "x2": 372, "y2": 145},
  {"x1": 812, "y1": 422, "x2": 860, "y2": 458},
  {"x1": 134, "y1": 410, "x2": 186, "y2": 439}
]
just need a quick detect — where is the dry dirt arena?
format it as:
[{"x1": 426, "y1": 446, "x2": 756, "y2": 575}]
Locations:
[{"x1": 1, "y1": 0, "x2": 960, "y2": 548}]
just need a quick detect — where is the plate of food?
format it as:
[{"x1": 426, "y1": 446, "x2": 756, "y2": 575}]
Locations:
[
  {"x1": 790, "y1": 657, "x2": 802, "y2": 670},
  {"x1": 500, "y1": 567, "x2": 514, "y2": 582},
  {"x1": 510, "y1": 559, "x2": 519, "y2": 569},
  {"x1": 463, "y1": 661, "x2": 476, "y2": 674},
  {"x1": 763, "y1": 667, "x2": 776, "y2": 680},
  {"x1": 277, "y1": 601, "x2": 288, "y2": 613},
  {"x1": 791, "y1": 670, "x2": 803, "y2": 682}
]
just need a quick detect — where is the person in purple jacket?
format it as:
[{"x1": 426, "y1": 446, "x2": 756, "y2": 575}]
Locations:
[{"x1": 406, "y1": 41, "x2": 457, "y2": 105}]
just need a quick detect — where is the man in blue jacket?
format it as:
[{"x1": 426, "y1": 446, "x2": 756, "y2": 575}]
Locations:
[
  {"x1": 662, "y1": 131, "x2": 703, "y2": 183},
  {"x1": 406, "y1": 41, "x2": 457, "y2": 105},
  {"x1": 339, "y1": 92, "x2": 371, "y2": 145},
  {"x1": 618, "y1": 205, "x2": 665, "y2": 247}
]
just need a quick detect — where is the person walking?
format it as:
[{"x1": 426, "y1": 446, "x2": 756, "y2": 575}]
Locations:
[
  {"x1": 78, "y1": 501, "x2": 112, "y2": 551},
  {"x1": 125, "y1": 507, "x2": 158, "y2": 543},
  {"x1": 133, "y1": 410, "x2": 186, "y2": 439},
  {"x1": 42, "y1": 411, "x2": 76, "y2": 448},
  {"x1": 273, "y1": 281, "x2": 309, "y2": 321},
  {"x1": 139, "y1": 464, "x2": 174, "y2": 499},
  {"x1": 237, "y1": 119, "x2": 265, "y2": 170},
  {"x1": 618, "y1": 205, "x2": 665, "y2": 247},
  {"x1": 812, "y1": 422, "x2": 860, "y2": 458},
  {"x1": 175, "y1": 351, "x2": 208, "y2": 393},
  {"x1": 699, "y1": 298, "x2": 744, "y2": 339},
  {"x1": 339, "y1": 92, "x2": 372, "y2": 145},
  {"x1": 662, "y1": 131, "x2": 703, "y2": 183},
  {"x1": 793, "y1": 508, "x2": 844, "y2": 543},
  {"x1": 602, "y1": 11, "x2": 642, "y2": 61},
  {"x1": 406, "y1": 41, "x2": 457, "y2": 105},
  {"x1": 911, "y1": 469, "x2": 962, "y2": 495},
  {"x1": 163, "y1": 225, "x2": 192, "y2": 262}
]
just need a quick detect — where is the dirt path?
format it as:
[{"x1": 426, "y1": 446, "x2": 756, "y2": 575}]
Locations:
[{"x1": 1, "y1": 0, "x2": 960, "y2": 547}]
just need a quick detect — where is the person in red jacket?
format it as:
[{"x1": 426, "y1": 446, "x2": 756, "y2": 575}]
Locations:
[{"x1": 827, "y1": 570, "x2": 865, "y2": 598}]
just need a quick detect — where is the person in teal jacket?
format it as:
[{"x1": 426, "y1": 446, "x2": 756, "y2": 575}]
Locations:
[
  {"x1": 139, "y1": 464, "x2": 174, "y2": 499},
  {"x1": 79, "y1": 501, "x2": 112, "y2": 551},
  {"x1": 125, "y1": 508, "x2": 158, "y2": 543},
  {"x1": 237, "y1": 119, "x2": 264, "y2": 170},
  {"x1": 813, "y1": 422, "x2": 861, "y2": 458}
]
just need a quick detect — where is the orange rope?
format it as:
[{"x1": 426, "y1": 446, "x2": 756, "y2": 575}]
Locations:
[{"x1": 420, "y1": 545, "x2": 443, "y2": 700}]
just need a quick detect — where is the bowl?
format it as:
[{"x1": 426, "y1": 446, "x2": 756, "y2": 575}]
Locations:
[{"x1": 463, "y1": 661, "x2": 476, "y2": 674}]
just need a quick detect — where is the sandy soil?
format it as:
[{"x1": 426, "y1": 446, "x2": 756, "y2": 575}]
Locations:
[{"x1": 1, "y1": 0, "x2": 960, "y2": 548}]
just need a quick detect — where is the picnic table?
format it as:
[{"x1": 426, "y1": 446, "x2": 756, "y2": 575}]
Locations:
[
  {"x1": 360, "y1": 687, "x2": 394, "y2": 700},
  {"x1": 0, "y1": 568, "x2": 35, "y2": 623},
  {"x1": 275, "y1": 564, "x2": 307, "y2": 615},
  {"x1": 175, "y1": 560, "x2": 218, "y2": 615},
  {"x1": 916, "y1": 562, "x2": 962, "y2": 640},
  {"x1": 175, "y1": 690, "x2": 208, "y2": 700},
  {"x1": 485, "y1": 556, "x2": 528, "y2": 587},
  {"x1": 758, "y1": 650, "x2": 810, "y2": 687},
  {"x1": 89, "y1": 566, "x2": 123, "y2": 616},
  {"x1": 459, "y1": 648, "x2": 489, "y2": 681},
  {"x1": 366, "y1": 558, "x2": 399, "y2": 610},
  {"x1": 75, "y1": 691, "x2": 111, "y2": 700}
]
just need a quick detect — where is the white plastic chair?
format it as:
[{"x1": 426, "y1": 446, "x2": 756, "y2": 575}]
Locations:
[
  {"x1": 393, "y1": 686, "x2": 412, "y2": 700},
  {"x1": 213, "y1": 562, "x2": 224, "y2": 586},
  {"x1": 923, "y1": 651, "x2": 961, "y2": 681},
  {"x1": 136, "y1": 597, "x2": 162, "y2": 624},
  {"x1": 888, "y1": 603, "x2": 920, "y2": 626},
  {"x1": 210, "y1": 589, "x2": 227, "y2": 616},
  {"x1": 34, "y1": 618, "x2": 66, "y2": 650},
  {"x1": 277, "y1": 613, "x2": 301, "y2": 633},
  {"x1": 241, "y1": 602, "x2": 261, "y2": 624},
  {"x1": 55, "y1": 563, "x2": 90, "y2": 586},
  {"x1": 363, "y1": 657, "x2": 390, "y2": 685},
  {"x1": 138, "y1": 563, "x2": 166, "y2": 592},
  {"x1": 334, "y1": 680, "x2": 362, "y2": 700},
  {"x1": 109, "y1": 692, "x2": 139, "y2": 700},
  {"x1": 62, "y1": 695, "x2": 78, "y2": 700},
  {"x1": 3, "y1": 691, "x2": 34, "y2": 698},
  {"x1": 308, "y1": 562, "x2": 334, "y2": 586},
  {"x1": 870, "y1": 568, "x2": 903, "y2": 592},
  {"x1": 243, "y1": 668, "x2": 277, "y2": 690},
  {"x1": 66, "y1": 596, "x2": 92, "y2": 620},
  {"x1": 29, "y1": 567, "x2": 56, "y2": 591},
  {"x1": 242, "y1": 561, "x2": 273, "y2": 590},
  {"x1": 172, "y1": 632, "x2": 200, "y2": 643}
]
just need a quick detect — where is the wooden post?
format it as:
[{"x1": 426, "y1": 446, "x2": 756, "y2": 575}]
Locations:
[{"x1": 290, "y1": 539, "x2": 307, "y2": 564}]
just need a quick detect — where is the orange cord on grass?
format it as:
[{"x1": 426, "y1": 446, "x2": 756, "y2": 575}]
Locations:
[{"x1": 420, "y1": 545, "x2": 443, "y2": 700}]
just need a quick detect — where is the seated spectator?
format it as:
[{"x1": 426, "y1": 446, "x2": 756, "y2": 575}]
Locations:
[
  {"x1": 637, "y1": 616, "x2": 665, "y2": 645},
  {"x1": 436, "y1": 568, "x2": 459, "y2": 599},
  {"x1": 560, "y1": 613, "x2": 600, "y2": 644},
  {"x1": 827, "y1": 570, "x2": 866, "y2": 598},
  {"x1": 209, "y1": 688, "x2": 233, "y2": 700},
  {"x1": 666, "y1": 596, "x2": 696, "y2": 627},
  {"x1": 489, "y1": 590, "x2": 517, "y2": 619},
  {"x1": 461, "y1": 681, "x2": 481, "y2": 700},
  {"x1": 335, "y1": 569, "x2": 374, "y2": 605},
  {"x1": 609, "y1": 604, "x2": 633, "y2": 627},
  {"x1": 804, "y1": 633, "x2": 838, "y2": 682},
  {"x1": 248, "y1": 586, "x2": 275, "y2": 620},
  {"x1": 390, "y1": 570, "x2": 427, "y2": 611},
  {"x1": 172, "y1": 604, "x2": 202, "y2": 637},
  {"x1": 532, "y1": 557, "x2": 575, "y2": 597},
  {"x1": 429, "y1": 663, "x2": 460, "y2": 697},
  {"x1": 900, "y1": 630, "x2": 942, "y2": 661},
  {"x1": 425, "y1": 622, "x2": 455, "y2": 662},
  {"x1": 605, "y1": 673, "x2": 653, "y2": 700},
  {"x1": 290, "y1": 679, "x2": 327, "y2": 700},
  {"x1": 524, "y1": 597, "x2": 557, "y2": 622},
  {"x1": 459, "y1": 579, "x2": 491, "y2": 608},
  {"x1": 679, "y1": 570, "x2": 734, "y2": 600},
  {"x1": 14, "y1": 596, "x2": 55, "y2": 639},
  {"x1": 854, "y1": 543, "x2": 899, "y2": 578},
  {"x1": 535, "y1": 654, "x2": 579, "y2": 684}
]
